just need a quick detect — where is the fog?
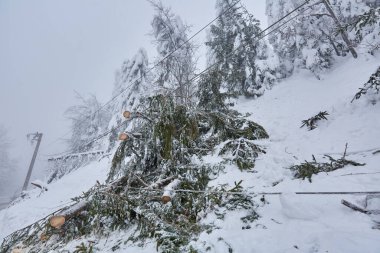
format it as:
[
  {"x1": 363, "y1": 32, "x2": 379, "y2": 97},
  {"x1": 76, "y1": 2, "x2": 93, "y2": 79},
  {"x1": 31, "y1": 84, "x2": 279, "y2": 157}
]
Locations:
[{"x1": 0, "y1": 0, "x2": 266, "y2": 201}]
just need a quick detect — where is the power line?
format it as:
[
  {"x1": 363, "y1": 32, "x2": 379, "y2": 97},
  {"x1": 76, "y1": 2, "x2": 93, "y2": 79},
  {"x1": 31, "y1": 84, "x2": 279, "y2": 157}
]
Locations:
[
  {"x1": 92, "y1": 0, "x2": 243, "y2": 114},
  {"x1": 42, "y1": 0, "x2": 243, "y2": 153},
  {"x1": 43, "y1": 0, "x2": 314, "y2": 158},
  {"x1": 43, "y1": 113, "x2": 139, "y2": 158},
  {"x1": 122, "y1": 186, "x2": 380, "y2": 196},
  {"x1": 189, "y1": 0, "x2": 313, "y2": 85}
]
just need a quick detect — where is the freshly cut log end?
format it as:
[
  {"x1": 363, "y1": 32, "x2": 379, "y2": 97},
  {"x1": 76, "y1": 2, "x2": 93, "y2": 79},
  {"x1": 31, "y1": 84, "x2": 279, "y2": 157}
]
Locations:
[
  {"x1": 11, "y1": 244, "x2": 26, "y2": 253},
  {"x1": 123, "y1": 111, "x2": 131, "y2": 119},
  {"x1": 162, "y1": 195, "x2": 171, "y2": 204},
  {"x1": 118, "y1": 133, "x2": 129, "y2": 141},
  {"x1": 11, "y1": 248, "x2": 23, "y2": 253},
  {"x1": 49, "y1": 215, "x2": 66, "y2": 229}
]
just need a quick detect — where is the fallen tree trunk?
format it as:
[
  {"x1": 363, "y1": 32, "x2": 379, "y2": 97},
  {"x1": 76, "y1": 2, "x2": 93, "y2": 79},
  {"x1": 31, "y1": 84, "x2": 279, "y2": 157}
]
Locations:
[
  {"x1": 161, "y1": 179, "x2": 181, "y2": 204},
  {"x1": 48, "y1": 175, "x2": 177, "y2": 228},
  {"x1": 341, "y1": 199, "x2": 369, "y2": 214},
  {"x1": 49, "y1": 201, "x2": 88, "y2": 228},
  {"x1": 148, "y1": 175, "x2": 177, "y2": 189}
]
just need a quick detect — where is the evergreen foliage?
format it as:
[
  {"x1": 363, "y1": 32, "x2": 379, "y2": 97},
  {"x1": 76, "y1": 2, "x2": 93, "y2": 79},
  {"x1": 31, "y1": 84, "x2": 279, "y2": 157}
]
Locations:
[
  {"x1": 266, "y1": 0, "x2": 377, "y2": 78},
  {"x1": 219, "y1": 138, "x2": 265, "y2": 170},
  {"x1": 112, "y1": 48, "x2": 151, "y2": 113},
  {"x1": 5, "y1": 1, "x2": 380, "y2": 252},
  {"x1": 1, "y1": 93, "x2": 268, "y2": 253},
  {"x1": 206, "y1": 0, "x2": 274, "y2": 96},
  {"x1": 300, "y1": 111, "x2": 329, "y2": 130},
  {"x1": 266, "y1": 0, "x2": 336, "y2": 78},
  {"x1": 351, "y1": 66, "x2": 380, "y2": 103},
  {"x1": 289, "y1": 146, "x2": 365, "y2": 182},
  {"x1": 197, "y1": 70, "x2": 227, "y2": 112},
  {"x1": 65, "y1": 94, "x2": 111, "y2": 153},
  {"x1": 150, "y1": 1, "x2": 197, "y2": 106},
  {"x1": 108, "y1": 48, "x2": 151, "y2": 150},
  {"x1": 343, "y1": 7, "x2": 380, "y2": 54},
  {"x1": 73, "y1": 242, "x2": 94, "y2": 253},
  {"x1": 7, "y1": 59, "x2": 269, "y2": 251}
]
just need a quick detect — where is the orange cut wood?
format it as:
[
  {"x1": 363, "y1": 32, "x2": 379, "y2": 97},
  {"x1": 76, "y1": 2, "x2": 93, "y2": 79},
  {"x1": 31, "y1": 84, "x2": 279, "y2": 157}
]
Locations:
[
  {"x1": 11, "y1": 247, "x2": 23, "y2": 253},
  {"x1": 118, "y1": 133, "x2": 129, "y2": 141},
  {"x1": 123, "y1": 111, "x2": 131, "y2": 119},
  {"x1": 49, "y1": 215, "x2": 66, "y2": 229},
  {"x1": 161, "y1": 195, "x2": 171, "y2": 204}
]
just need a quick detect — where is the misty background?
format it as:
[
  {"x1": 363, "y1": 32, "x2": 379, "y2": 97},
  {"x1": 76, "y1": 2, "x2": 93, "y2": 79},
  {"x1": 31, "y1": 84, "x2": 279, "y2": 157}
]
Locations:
[{"x1": 0, "y1": 0, "x2": 266, "y2": 201}]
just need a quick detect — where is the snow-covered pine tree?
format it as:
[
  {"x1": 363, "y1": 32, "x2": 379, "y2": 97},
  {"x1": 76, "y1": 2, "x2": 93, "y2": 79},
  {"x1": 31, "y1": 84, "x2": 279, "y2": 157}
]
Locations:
[
  {"x1": 2, "y1": 90, "x2": 269, "y2": 252},
  {"x1": 266, "y1": 0, "x2": 335, "y2": 78},
  {"x1": 255, "y1": 41, "x2": 280, "y2": 91},
  {"x1": 150, "y1": 0, "x2": 197, "y2": 106},
  {"x1": 112, "y1": 48, "x2": 150, "y2": 113},
  {"x1": 197, "y1": 69, "x2": 228, "y2": 112},
  {"x1": 47, "y1": 95, "x2": 112, "y2": 183},
  {"x1": 196, "y1": 69, "x2": 269, "y2": 170},
  {"x1": 342, "y1": 6, "x2": 380, "y2": 54},
  {"x1": 206, "y1": 0, "x2": 272, "y2": 97},
  {"x1": 65, "y1": 93, "x2": 111, "y2": 153},
  {"x1": 107, "y1": 48, "x2": 151, "y2": 150},
  {"x1": 266, "y1": 0, "x2": 377, "y2": 78}
]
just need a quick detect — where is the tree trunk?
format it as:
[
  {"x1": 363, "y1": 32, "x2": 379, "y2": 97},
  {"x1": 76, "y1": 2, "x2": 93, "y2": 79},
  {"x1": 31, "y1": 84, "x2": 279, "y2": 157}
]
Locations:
[{"x1": 322, "y1": 0, "x2": 358, "y2": 58}]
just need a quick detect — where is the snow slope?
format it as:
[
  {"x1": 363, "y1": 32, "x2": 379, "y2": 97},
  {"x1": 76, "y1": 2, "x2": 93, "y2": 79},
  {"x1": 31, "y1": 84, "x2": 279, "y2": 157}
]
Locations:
[
  {"x1": 197, "y1": 54, "x2": 380, "y2": 252},
  {"x1": 1, "y1": 54, "x2": 380, "y2": 252},
  {"x1": 0, "y1": 158, "x2": 110, "y2": 242}
]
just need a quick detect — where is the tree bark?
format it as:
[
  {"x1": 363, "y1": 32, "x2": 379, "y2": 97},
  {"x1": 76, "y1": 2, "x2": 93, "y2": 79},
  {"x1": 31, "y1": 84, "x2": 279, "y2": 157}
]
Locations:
[{"x1": 322, "y1": 0, "x2": 358, "y2": 58}]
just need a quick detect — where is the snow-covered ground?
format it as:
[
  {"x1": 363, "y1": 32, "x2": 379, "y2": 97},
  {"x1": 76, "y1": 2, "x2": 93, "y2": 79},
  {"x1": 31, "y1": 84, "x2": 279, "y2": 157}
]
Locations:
[
  {"x1": 0, "y1": 158, "x2": 110, "y2": 242},
  {"x1": 198, "y1": 54, "x2": 380, "y2": 252},
  {"x1": 1, "y1": 54, "x2": 380, "y2": 252}
]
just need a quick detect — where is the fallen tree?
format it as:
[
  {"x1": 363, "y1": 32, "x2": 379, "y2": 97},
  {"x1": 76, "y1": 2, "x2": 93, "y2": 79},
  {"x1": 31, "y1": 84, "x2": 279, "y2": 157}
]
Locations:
[{"x1": 1, "y1": 94, "x2": 268, "y2": 253}]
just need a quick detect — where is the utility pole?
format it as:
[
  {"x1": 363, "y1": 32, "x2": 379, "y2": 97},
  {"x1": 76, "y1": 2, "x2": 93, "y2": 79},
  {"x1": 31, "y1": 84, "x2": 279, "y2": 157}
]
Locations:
[
  {"x1": 322, "y1": 0, "x2": 358, "y2": 58},
  {"x1": 22, "y1": 132, "x2": 43, "y2": 192}
]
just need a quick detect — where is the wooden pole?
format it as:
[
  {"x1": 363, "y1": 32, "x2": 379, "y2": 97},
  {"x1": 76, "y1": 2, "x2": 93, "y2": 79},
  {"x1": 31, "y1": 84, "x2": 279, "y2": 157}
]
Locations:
[
  {"x1": 322, "y1": 0, "x2": 358, "y2": 58},
  {"x1": 22, "y1": 133, "x2": 43, "y2": 191}
]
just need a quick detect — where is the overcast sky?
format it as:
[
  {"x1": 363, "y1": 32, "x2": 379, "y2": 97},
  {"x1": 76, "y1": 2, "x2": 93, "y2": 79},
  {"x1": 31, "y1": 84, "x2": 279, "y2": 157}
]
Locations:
[{"x1": 0, "y1": 0, "x2": 266, "y2": 194}]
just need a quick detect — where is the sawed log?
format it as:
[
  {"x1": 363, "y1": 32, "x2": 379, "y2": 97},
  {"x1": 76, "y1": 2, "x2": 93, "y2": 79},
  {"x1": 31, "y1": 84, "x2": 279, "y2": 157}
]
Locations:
[{"x1": 49, "y1": 201, "x2": 87, "y2": 228}]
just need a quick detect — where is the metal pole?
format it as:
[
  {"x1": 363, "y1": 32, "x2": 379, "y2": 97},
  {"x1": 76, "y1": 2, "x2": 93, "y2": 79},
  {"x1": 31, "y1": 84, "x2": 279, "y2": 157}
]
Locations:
[{"x1": 22, "y1": 133, "x2": 43, "y2": 191}]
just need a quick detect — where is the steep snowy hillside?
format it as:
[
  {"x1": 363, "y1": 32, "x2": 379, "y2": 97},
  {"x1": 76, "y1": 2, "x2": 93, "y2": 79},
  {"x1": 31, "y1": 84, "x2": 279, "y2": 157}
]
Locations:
[
  {"x1": 197, "y1": 54, "x2": 380, "y2": 253},
  {"x1": 1, "y1": 54, "x2": 379, "y2": 252}
]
